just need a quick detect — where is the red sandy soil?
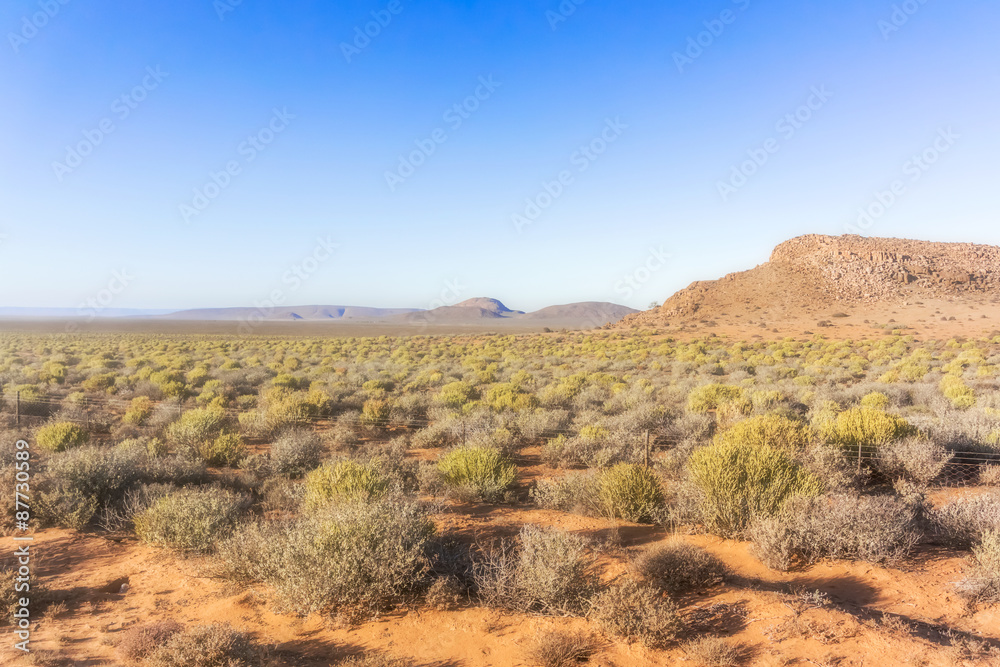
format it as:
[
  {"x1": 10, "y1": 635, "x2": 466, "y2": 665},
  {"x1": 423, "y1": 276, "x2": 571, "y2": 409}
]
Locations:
[{"x1": 4, "y1": 487, "x2": 999, "y2": 667}]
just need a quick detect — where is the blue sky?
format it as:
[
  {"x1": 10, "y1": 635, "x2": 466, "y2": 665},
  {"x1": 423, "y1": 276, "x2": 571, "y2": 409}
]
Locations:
[{"x1": 1, "y1": 0, "x2": 998, "y2": 312}]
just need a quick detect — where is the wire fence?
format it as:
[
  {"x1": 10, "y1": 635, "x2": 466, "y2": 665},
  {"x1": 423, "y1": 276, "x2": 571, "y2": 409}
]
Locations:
[{"x1": 3, "y1": 392, "x2": 998, "y2": 486}]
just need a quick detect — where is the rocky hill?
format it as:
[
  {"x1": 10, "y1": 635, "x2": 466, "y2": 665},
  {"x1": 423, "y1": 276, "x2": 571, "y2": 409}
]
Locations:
[{"x1": 617, "y1": 235, "x2": 1000, "y2": 337}]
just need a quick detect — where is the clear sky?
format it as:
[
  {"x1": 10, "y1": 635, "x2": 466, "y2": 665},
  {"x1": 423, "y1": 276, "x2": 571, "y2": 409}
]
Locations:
[{"x1": 2, "y1": 0, "x2": 998, "y2": 312}]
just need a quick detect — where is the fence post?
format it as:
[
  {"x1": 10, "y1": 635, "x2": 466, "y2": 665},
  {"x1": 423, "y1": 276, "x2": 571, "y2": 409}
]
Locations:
[
  {"x1": 14, "y1": 391, "x2": 19, "y2": 426},
  {"x1": 644, "y1": 429, "x2": 650, "y2": 468},
  {"x1": 858, "y1": 442, "x2": 863, "y2": 473}
]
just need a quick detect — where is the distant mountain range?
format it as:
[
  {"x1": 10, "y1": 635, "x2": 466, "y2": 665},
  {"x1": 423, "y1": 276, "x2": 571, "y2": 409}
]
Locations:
[{"x1": 0, "y1": 299, "x2": 638, "y2": 330}]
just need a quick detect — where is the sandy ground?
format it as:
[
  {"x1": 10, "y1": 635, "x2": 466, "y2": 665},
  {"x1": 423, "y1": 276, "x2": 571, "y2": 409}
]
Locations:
[
  {"x1": 642, "y1": 297, "x2": 1000, "y2": 342},
  {"x1": 4, "y1": 494, "x2": 998, "y2": 667}
]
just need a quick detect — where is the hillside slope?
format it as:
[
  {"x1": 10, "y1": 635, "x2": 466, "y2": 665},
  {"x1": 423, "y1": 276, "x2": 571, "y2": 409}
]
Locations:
[{"x1": 618, "y1": 234, "x2": 1000, "y2": 338}]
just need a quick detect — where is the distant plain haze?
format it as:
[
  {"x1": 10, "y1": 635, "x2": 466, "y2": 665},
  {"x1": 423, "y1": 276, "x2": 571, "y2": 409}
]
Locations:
[{"x1": 2, "y1": 0, "x2": 998, "y2": 313}]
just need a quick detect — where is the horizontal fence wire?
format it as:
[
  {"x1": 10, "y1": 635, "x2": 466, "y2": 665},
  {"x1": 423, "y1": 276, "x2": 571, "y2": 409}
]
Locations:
[{"x1": 2, "y1": 393, "x2": 998, "y2": 486}]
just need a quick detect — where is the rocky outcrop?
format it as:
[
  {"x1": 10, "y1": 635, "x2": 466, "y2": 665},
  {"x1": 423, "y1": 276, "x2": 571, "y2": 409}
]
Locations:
[{"x1": 617, "y1": 234, "x2": 1000, "y2": 329}]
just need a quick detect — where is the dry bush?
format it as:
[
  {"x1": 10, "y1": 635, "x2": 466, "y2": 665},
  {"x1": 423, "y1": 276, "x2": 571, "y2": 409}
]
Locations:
[
  {"x1": 631, "y1": 539, "x2": 727, "y2": 595},
  {"x1": 144, "y1": 623, "x2": 264, "y2": 667},
  {"x1": 331, "y1": 655, "x2": 410, "y2": 667},
  {"x1": 748, "y1": 493, "x2": 920, "y2": 570},
  {"x1": 956, "y1": 530, "x2": 1000, "y2": 604},
  {"x1": 518, "y1": 526, "x2": 598, "y2": 615},
  {"x1": 589, "y1": 578, "x2": 682, "y2": 648},
  {"x1": 424, "y1": 575, "x2": 464, "y2": 610},
  {"x1": 682, "y1": 636, "x2": 747, "y2": 666},
  {"x1": 874, "y1": 437, "x2": 951, "y2": 487},
  {"x1": 929, "y1": 493, "x2": 1000, "y2": 548},
  {"x1": 35, "y1": 445, "x2": 205, "y2": 530},
  {"x1": 270, "y1": 427, "x2": 325, "y2": 477},
  {"x1": 219, "y1": 498, "x2": 434, "y2": 615},
  {"x1": 472, "y1": 525, "x2": 597, "y2": 615},
  {"x1": 135, "y1": 487, "x2": 247, "y2": 553},
  {"x1": 531, "y1": 470, "x2": 603, "y2": 516},
  {"x1": 981, "y1": 465, "x2": 1000, "y2": 486},
  {"x1": 115, "y1": 620, "x2": 182, "y2": 662},
  {"x1": 795, "y1": 443, "x2": 865, "y2": 492},
  {"x1": 524, "y1": 629, "x2": 601, "y2": 667}
]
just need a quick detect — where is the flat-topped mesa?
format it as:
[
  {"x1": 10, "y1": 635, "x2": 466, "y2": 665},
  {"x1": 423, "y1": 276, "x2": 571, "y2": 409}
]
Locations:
[{"x1": 616, "y1": 234, "x2": 1000, "y2": 330}]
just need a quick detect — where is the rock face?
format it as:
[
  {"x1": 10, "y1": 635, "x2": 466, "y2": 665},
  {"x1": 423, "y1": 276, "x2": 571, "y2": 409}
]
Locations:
[{"x1": 617, "y1": 234, "x2": 1000, "y2": 329}]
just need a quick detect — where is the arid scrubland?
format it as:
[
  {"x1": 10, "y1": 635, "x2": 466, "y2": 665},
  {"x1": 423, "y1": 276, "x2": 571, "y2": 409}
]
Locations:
[{"x1": 2, "y1": 330, "x2": 1000, "y2": 665}]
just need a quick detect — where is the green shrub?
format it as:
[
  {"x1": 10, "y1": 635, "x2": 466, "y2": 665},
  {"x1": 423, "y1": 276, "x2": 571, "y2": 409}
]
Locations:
[
  {"x1": 198, "y1": 433, "x2": 246, "y2": 467},
  {"x1": 219, "y1": 499, "x2": 434, "y2": 614},
  {"x1": 303, "y1": 459, "x2": 387, "y2": 509},
  {"x1": 829, "y1": 407, "x2": 915, "y2": 452},
  {"x1": 598, "y1": 463, "x2": 664, "y2": 523},
  {"x1": 686, "y1": 384, "x2": 745, "y2": 414},
  {"x1": 82, "y1": 372, "x2": 118, "y2": 393},
  {"x1": 438, "y1": 381, "x2": 476, "y2": 410},
  {"x1": 689, "y1": 440, "x2": 821, "y2": 536},
  {"x1": 123, "y1": 396, "x2": 154, "y2": 425},
  {"x1": 166, "y1": 407, "x2": 226, "y2": 451},
  {"x1": 715, "y1": 414, "x2": 811, "y2": 452},
  {"x1": 748, "y1": 494, "x2": 920, "y2": 570},
  {"x1": 941, "y1": 375, "x2": 976, "y2": 409},
  {"x1": 437, "y1": 445, "x2": 516, "y2": 502},
  {"x1": 360, "y1": 398, "x2": 392, "y2": 427},
  {"x1": 860, "y1": 391, "x2": 890, "y2": 410},
  {"x1": 589, "y1": 578, "x2": 682, "y2": 648},
  {"x1": 631, "y1": 539, "x2": 727, "y2": 595},
  {"x1": 135, "y1": 487, "x2": 246, "y2": 552},
  {"x1": 485, "y1": 382, "x2": 538, "y2": 412},
  {"x1": 35, "y1": 422, "x2": 89, "y2": 452}
]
